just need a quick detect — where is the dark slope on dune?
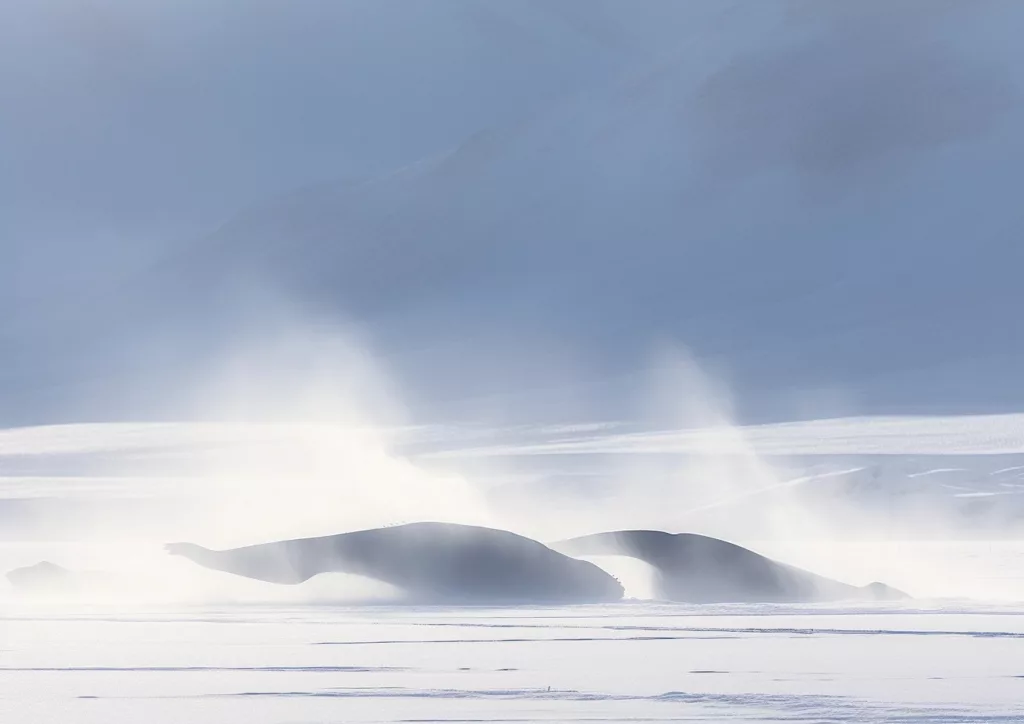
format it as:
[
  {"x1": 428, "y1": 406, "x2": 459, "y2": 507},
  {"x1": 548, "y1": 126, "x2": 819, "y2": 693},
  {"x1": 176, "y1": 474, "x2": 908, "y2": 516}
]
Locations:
[
  {"x1": 11, "y1": 525, "x2": 906, "y2": 604},
  {"x1": 166, "y1": 522, "x2": 624, "y2": 604},
  {"x1": 554, "y1": 530, "x2": 907, "y2": 603}
]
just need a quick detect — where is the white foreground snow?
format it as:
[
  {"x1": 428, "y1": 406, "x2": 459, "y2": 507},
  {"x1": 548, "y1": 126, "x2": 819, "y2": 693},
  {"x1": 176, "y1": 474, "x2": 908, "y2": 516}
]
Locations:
[{"x1": 3, "y1": 602, "x2": 1024, "y2": 723}]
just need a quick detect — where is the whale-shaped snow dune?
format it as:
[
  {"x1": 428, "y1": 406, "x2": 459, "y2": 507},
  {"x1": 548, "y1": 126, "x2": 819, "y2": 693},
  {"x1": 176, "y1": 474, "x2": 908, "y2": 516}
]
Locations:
[{"x1": 8, "y1": 522, "x2": 906, "y2": 604}]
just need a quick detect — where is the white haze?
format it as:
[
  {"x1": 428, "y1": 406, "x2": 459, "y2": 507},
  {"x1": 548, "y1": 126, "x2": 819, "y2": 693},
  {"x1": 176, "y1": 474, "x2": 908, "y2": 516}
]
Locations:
[{"x1": 4, "y1": 304, "x2": 1022, "y2": 606}]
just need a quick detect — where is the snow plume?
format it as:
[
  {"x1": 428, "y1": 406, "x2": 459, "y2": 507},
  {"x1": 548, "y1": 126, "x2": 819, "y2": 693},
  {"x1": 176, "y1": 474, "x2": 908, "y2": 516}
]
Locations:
[
  {"x1": 467, "y1": 343, "x2": 824, "y2": 543},
  {"x1": 0, "y1": 291, "x2": 506, "y2": 604},
  {"x1": 156, "y1": 296, "x2": 497, "y2": 549}
]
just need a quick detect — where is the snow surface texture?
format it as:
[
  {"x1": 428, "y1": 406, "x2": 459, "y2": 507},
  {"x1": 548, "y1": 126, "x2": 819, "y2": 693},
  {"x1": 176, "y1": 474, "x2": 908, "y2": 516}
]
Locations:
[{"x1": 3, "y1": 603, "x2": 1024, "y2": 723}]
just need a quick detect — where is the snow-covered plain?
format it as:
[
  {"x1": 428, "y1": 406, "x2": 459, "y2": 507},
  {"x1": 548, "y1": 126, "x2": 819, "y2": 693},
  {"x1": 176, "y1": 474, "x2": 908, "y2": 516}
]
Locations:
[
  {"x1": 4, "y1": 602, "x2": 1024, "y2": 723},
  {"x1": 4, "y1": 417, "x2": 1024, "y2": 722}
]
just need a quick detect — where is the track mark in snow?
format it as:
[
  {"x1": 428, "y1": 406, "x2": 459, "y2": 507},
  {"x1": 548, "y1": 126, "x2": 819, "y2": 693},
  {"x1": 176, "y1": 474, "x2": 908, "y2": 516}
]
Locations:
[
  {"x1": 314, "y1": 635, "x2": 738, "y2": 645},
  {"x1": 604, "y1": 625, "x2": 1024, "y2": 639},
  {"x1": 182, "y1": 687, "x2": 1019, "y2": 723},
  {"x1": 372, "y1": 621, "x2": 1024, "y2": 640},
  {"x1": 0, "y1": 665, "x2": 407, "y2": 673}
]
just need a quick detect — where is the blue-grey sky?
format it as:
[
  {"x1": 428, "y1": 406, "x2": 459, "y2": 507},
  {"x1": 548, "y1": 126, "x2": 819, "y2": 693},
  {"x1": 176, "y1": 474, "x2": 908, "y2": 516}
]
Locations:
[
  {"x1": 3, "y1": 0, "x2": 1024, "y2": 426},
  {"x1": 2, "y1": 1, "x2": 688, "y2": 240}
]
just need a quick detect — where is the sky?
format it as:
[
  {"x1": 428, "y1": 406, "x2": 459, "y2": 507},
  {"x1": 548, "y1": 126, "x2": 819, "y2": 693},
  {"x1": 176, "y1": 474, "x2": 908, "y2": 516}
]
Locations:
[{"x1": 3, "y1": 0, "x2": 1023, "y2": 427}]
